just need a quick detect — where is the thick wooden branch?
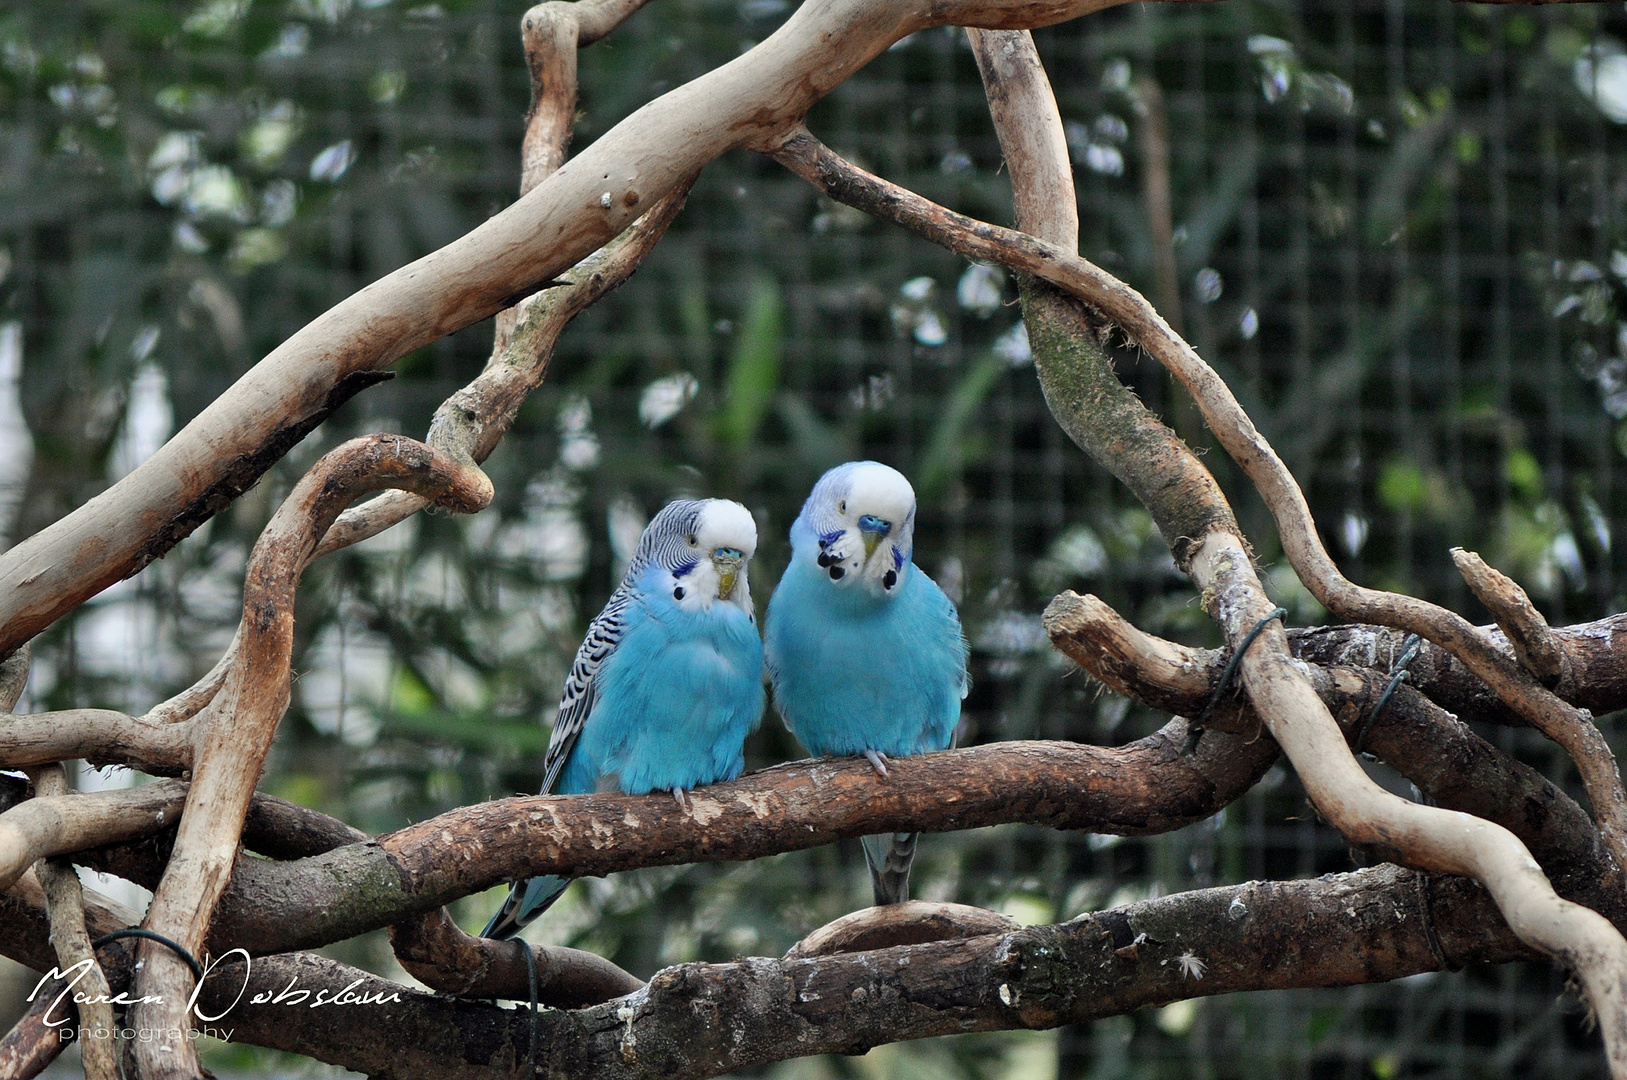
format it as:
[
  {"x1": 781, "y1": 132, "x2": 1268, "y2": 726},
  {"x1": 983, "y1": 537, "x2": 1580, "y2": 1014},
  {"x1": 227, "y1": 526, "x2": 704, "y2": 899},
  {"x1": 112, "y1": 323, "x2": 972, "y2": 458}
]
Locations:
[
  {"x1": 0, "y1": 780, "x2": 187, "y2": 892},
  {"x1": 1044, "y1": 592, "x2": 1613, "y2": 911},
  {"x1": 0, "y1": 861, "x2": 1546, "y2": 1080},
  {"x1": 0, "y1": 0, "x2": 1148, "y2": 659},
  {"x1": 194, "y1": 731, "x2": 1272, "y2": 956}
]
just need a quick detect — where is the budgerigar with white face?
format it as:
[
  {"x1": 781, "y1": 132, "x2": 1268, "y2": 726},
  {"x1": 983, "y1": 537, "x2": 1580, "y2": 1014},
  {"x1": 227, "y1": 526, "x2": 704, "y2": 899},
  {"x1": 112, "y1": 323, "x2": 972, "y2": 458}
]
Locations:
[
  {"x1": 483, "y1": 498, "x2": 764, "y2": 940},
  {"x1": 765, "y1": 461, "x2": 968, "y2": 906}
]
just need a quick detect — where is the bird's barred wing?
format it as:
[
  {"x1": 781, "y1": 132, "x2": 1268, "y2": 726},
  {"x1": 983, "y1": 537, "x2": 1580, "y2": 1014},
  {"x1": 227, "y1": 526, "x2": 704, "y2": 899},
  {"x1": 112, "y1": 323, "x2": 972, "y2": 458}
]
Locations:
[{"x1": 537, "y1": 585, "x2": 633, "y2": 795}]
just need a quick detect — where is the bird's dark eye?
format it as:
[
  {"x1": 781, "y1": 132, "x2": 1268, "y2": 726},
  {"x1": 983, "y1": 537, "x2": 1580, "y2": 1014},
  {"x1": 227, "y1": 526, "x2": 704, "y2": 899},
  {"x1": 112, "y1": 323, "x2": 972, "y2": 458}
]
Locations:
[
  {"x1": 883, "y1": 570, "x2": 898, "y2": 589},
  {"x1": 838, "y1": 500, "x2": 846, "y2": 514},
  {"x1": 828, "y1": 566, "x2": 845, "y2": 580},
  {"x1": 673, "y1": 586, "x2": 686, "y2": 600},
  {"x1": 687, "y1": 534, "x2": 697, "y2": 546}
]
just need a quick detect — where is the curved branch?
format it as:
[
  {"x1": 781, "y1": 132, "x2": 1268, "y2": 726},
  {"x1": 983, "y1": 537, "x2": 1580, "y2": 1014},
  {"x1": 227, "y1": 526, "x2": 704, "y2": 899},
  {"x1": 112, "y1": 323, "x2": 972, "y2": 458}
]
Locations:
[
  {"x1": 0, "y1": 0, "x2": 1155, "y2": 658},
  {"x1": 0, "y1": 780, "x2": 188, "y2": 892},
  {"x1": 389, "y1": 906, "x2": 643, "y2": 1006},
  {"x1": 1453, "y1": 547, "x2": 1571, "y2": 689},
  {"x1": 962, "y1": 34, "x2": 1627, "y2": 1075},
  {"x1": 1045, "y1": 592, "x2": 1612, "y2": 903},
  {"x1": 315, "y1": 180, "x2": 694, "y2": 559},
  {"x1": 0, "y1": 709, "x2": 191, "y2": 773},
  {"x1": 129, "y1": 435, "x2": 492, "y2": 1079}
]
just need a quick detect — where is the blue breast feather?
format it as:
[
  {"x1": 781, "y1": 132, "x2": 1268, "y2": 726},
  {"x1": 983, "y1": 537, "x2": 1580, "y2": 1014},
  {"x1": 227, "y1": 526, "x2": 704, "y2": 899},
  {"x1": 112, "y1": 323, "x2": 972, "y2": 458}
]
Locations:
[
  {"x1": 765, "y1": 522, "x2": 968, "y2": 759},
  {"x1": 556, "y1": 571, "x2": 765, "y2": 797}
]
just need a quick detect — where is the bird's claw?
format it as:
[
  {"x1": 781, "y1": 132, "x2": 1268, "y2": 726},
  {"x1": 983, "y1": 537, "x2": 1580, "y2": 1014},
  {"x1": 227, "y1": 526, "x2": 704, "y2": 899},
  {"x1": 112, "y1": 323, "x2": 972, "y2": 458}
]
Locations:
[
  {"x1": 864, "y1": 749, "x2": 890, "y2": 778},
  {"x1": 672, "y1": 787, "x2": 689, "y2": 811}
]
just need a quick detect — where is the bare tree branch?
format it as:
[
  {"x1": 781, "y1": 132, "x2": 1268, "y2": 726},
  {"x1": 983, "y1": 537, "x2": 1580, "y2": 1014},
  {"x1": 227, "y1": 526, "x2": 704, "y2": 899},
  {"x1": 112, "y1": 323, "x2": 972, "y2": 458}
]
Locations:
[
  {"x1": 1453, "y1": 547, "x2": 1572, "y2": 689},
  {"x1": 390, "y1": 906, "x2": 643, "y2": 1006},
  {"x1": 0, "y1": 0, "x2": 1154, "y2": 659},
  {"x1": 0, "y1": 780, "x2": 187, "y2": 892},
  {"x1": 960, "y1": 32, "x2": 1627, "y2": 1074},
  {"x1": 129, "y1": 434, "x2": 492, "y2": 1080},
  {"x1": 32, "y1": 731, "x2": 1259, "y2": 959},
  {"x1": 785, "y1": 902, "x2": 1020, "y2": 959},
  {"x1": 26, "y1": 765, "x2": 117, "y2": 1080},
  {"x1": 0, "y1": 861, "x2": 1549, "y2": 1080},
  {"x1": 1044, "y1": 591, "x2": 1614, "y2": 910}
]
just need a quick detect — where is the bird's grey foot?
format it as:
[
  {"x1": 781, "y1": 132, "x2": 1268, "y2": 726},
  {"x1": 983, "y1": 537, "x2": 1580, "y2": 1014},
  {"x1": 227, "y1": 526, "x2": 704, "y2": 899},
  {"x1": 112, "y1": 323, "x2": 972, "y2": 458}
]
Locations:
[
  {"x1": 864, "y1": 749, "x2": 890, "y2": 778},
  {"x1": 672, "y1": 787, "x2": 689, "y2": 810}
]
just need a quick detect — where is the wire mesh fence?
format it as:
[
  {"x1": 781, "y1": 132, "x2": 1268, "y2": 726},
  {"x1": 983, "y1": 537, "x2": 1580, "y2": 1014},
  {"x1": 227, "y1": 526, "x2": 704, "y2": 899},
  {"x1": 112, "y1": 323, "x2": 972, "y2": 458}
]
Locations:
[{"x1": 6, "y1": 0, "x2": 1627, "y2": 1074}]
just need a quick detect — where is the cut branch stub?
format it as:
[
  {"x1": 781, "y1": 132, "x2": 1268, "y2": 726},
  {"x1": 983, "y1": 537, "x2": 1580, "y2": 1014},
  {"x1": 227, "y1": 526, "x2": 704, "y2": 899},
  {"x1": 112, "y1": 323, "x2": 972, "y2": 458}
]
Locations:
[
  {"x1": 127, "y1": 434, "x2": 492, "y2": 1080},
  {"x1": 785, "y1": 901, "x2": 1019, "y2": 959},
  {"x1": 1452, "y1": 547, "x2": 1571, "y2": 690}
]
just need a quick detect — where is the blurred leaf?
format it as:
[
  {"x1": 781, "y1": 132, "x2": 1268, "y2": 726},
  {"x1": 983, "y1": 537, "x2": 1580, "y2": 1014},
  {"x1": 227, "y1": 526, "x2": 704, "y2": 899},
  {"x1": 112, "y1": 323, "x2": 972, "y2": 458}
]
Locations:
[
  {"x1": 916, "y1": 353, "x2": 1005, "y2": 499},
  {"x1": 717, "y1": 275, "x2": 782, "y2": 447}
]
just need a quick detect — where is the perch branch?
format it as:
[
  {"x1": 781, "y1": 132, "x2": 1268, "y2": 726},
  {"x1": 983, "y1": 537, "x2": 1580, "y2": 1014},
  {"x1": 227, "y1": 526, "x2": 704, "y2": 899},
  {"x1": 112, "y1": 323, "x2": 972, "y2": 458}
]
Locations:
[
  {"x1": 201, "y1": 732, "x2": 1274, "y2": 955},
  {"x1": 0, "y1": 709, "x2": 191, "y2": 773},
  {"x1": 128, "y1": 435, "x2": 492, "y2": 1080},
  {"x1": 962, "y1": 31, "x2": 1627, "y2": 1076}
]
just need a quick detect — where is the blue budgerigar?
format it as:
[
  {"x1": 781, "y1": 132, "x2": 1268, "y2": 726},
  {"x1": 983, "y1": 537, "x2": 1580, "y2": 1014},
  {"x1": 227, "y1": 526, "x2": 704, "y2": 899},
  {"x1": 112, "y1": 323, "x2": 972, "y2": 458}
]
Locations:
[
  {"x1": 483, "y1": 498, "x2": 765, "y2": 940},
  {"x1": 765, "y1": 461, "x2": 969, "y2": 906}
]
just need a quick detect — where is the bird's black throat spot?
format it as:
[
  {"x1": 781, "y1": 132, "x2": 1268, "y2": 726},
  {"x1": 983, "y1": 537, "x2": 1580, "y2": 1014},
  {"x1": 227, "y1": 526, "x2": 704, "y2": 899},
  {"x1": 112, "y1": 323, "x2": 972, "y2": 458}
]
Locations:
[
  {"x1": 816, "y1": 551, "x2": 832, "y2": 568},
  {"x1": 828, "y1": 566, "x2": 845, "y2": 580},
  {"x1": 883, "y1": 570, "x2": 897, "y2": 590},
  {"x1": 673, "y1": 586, "x2": 686, "y2": 600}
]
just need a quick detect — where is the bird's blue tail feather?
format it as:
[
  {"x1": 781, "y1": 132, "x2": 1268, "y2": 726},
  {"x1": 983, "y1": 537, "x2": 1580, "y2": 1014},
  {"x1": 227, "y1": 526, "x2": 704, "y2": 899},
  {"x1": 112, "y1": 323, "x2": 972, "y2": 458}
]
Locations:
[
  {"x1": 481, "y1": 875, "x2": 567, "y2": 940},
  {"x1": 860, "y1": 832, "x2": 917, "y2": 906}
]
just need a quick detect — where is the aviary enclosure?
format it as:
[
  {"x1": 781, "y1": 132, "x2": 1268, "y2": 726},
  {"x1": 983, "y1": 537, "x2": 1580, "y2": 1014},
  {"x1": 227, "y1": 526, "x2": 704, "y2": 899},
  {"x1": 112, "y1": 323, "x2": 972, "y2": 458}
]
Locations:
[{"x1": 4, "y1": 0, "x2": 1627, "y2": 1076}]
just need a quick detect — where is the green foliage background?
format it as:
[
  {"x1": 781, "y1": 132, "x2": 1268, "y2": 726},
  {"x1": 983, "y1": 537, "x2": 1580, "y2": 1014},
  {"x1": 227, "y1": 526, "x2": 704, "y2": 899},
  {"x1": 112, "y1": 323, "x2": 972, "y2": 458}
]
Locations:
[{"x1": 5, "y1": 0, "x2": 1627, "y2": 1075}]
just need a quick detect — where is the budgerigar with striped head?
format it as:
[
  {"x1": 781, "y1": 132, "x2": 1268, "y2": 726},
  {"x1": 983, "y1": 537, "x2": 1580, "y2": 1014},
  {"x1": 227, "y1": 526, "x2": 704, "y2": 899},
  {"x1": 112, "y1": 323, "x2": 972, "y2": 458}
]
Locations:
[
  {"x1": 483, "y1": 498, "x2": 765, "y2": 940},
  {"x1": 765, "y1": 461, "x2": 968, "y2": 906}
]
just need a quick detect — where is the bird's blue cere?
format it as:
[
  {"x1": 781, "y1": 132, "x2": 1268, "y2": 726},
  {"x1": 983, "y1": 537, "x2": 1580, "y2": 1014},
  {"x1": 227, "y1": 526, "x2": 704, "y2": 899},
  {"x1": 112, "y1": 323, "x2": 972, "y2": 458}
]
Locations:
[
  {"x1": 483, "y1": 497, "x2": 765, "y2": 940},
  {"x1": 765, "y1": 461, "x2": 969, "y2": 906}
]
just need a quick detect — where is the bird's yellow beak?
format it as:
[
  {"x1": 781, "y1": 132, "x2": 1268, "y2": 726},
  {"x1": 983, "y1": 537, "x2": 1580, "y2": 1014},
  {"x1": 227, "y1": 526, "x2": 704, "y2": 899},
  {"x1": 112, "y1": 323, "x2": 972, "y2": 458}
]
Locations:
[
  {"x1": 712, "y1": 551, "x2": 743, "y2": 600},
  {"x1": 861, "y1": 532, "x2": 881, "y2": 560}
]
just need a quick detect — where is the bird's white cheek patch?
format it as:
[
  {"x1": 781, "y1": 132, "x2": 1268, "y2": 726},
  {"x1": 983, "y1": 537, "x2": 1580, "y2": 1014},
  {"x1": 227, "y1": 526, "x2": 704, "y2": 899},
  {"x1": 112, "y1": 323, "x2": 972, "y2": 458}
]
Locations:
[
  {"x1": 816, "y1": 529, "x2": 865, "y2": 584},
  {"x1": 670, "y1": 564, "x2": 721, "y2": 612}
]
